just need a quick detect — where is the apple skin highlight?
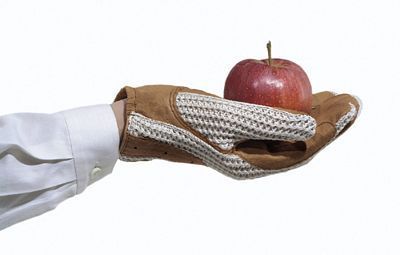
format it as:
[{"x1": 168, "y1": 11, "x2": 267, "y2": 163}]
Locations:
[{"x1": 224, "y1": 58, "x2": 313, "y2": 114}]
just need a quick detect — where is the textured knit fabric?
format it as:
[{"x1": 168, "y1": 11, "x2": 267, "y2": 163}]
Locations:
[
  {"x1": 176, "y1": 92, "x2": 316, "y2": 150},
  {"x1": 125, "y1": 112, "x2": 302, "y2": 178}
]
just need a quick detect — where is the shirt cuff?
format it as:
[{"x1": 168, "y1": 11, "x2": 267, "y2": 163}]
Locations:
[{"x1": 59, "y1": 104, "x2": 120, "y2": 194}]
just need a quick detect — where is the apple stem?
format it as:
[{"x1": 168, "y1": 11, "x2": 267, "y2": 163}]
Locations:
[{"x1": 267, "y1": 41, "x2": 272, "y2": 66}]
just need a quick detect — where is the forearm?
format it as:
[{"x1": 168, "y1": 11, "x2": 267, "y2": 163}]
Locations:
[{"x1": 111, "y1": 99, "x2": 127, "y2": 142}]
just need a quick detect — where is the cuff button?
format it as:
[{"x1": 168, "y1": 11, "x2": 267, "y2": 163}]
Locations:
[{"x1": 91, "y1": 167, "x2": 103, "y2": 178}]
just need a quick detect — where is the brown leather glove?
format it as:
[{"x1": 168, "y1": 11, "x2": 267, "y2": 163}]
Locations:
[{"x1": 113, "y1": 85, "x2": 361, "y2": 179}]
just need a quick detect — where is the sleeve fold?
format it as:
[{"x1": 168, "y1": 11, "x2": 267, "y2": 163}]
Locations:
[{"x1": 0, "y1": 104, "x2": 120, "y2": 231}]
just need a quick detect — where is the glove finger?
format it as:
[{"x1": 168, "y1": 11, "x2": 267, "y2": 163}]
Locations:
[
  {"x1": 306, "y1": 93, "x2": 361, "y2": 154},
  {"x1": 312, "y1": 94, "x2": 360, "y2": 131},
  {"x1": 233, "y1": 139, "x2": 308, "y2": 171},
  {"x1": 232, "y1": 93, "x2": 361, "y2": 172},
  {"x1": 175, "y1": 92, "x2": 316, "y2": 151},
  {"x1": 312, "y1": 91, "x2": 336, "y2": 109},
  {"x1": 331, "y1": 94, "x2": 361, "y2": 138}
]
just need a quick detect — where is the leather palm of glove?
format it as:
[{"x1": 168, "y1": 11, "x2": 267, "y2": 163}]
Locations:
[{"x1": 113, "y1": 85, "x2": 361, "y2": 179}]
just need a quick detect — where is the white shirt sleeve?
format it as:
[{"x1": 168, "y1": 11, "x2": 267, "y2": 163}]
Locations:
[{"x1": 0, "y1": 104, "x2": 120, "y2": 231}]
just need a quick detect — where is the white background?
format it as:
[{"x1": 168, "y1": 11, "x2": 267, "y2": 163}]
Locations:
[{"x1": 0, "y1": 0, "x2": 399, "y2": 254}]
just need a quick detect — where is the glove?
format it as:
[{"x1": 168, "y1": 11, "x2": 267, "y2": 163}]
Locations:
[{"x1": 113, "y1": 84, "x2": 361, "y2": 179}]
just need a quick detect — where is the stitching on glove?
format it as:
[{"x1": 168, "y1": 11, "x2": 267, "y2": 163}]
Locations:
[{"x1": 120, "y1": 155, "x2": 155, "y2": 162}]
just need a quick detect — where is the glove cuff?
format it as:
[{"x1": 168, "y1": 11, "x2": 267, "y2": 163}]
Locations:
[{"x1": 113, "y1": 85, "x2": 205, "y2": 165}]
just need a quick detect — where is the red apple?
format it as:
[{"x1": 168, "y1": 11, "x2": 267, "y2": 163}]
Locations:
[{"x1": 224, "y1": 42, "x2": 312, "y2": 113}]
